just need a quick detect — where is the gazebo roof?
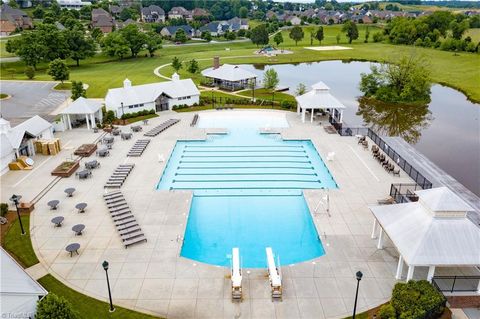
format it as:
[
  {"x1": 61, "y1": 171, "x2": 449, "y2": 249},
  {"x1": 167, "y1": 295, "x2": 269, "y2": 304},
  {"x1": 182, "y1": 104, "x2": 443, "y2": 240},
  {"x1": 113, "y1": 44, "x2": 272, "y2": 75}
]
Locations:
[
  {"x1": 61, "y1": 97, "x2": 102, "y2": 115},
  {"x1": 370, "y1": 187, "x2": 480, "y2": 267},
  {"x1": 201, "y1": 64, "x2": 257, "y2": 82},
  {"x1": 295, "y1": 81, "x2": 346, "y2": 110}
]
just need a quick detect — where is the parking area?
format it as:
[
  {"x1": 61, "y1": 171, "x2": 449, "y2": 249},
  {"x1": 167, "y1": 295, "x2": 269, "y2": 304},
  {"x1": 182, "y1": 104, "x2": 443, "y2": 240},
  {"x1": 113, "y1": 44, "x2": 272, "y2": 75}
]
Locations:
[{"x1": 0, "y1": 81, "x2": 70, "y2": 125}]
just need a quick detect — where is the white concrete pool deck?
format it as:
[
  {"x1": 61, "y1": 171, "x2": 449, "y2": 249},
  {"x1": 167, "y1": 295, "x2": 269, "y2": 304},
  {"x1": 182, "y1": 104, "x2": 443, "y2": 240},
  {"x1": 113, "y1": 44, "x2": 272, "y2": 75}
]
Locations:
[{"x1": 1, "y1": 110, "x2": 476, "y2": 319}]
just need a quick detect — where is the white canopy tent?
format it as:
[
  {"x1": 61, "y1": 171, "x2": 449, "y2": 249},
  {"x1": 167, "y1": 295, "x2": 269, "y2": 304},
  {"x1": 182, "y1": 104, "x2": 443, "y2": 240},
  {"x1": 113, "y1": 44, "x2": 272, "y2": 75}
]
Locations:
[
  {"x1": 295, "y1": 81, "x2": 346, "y2": 123},
  {"x1": 60, "y1": 97, "x2": 103, "y2": 130},
  {"x1": 370, "y1": 187, "x2": 480, "y2": 286},
  {"x1": 0, "y1": 248, "x2": 47, "y2": 318}
]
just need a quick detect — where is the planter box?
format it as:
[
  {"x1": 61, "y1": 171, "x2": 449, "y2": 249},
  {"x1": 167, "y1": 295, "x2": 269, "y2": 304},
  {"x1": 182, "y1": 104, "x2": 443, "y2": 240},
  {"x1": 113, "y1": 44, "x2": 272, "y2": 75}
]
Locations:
[
  {"x1": 74, "y1": 144, "x2": 97, "y2": 157},
  {"x1": 51, "y1": 161, "x2": 79, "y2": 177}
]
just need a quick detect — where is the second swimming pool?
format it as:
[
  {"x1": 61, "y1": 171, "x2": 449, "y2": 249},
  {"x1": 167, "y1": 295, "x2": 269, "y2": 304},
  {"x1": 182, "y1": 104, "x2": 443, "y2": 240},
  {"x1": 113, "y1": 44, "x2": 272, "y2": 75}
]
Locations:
[{"x1": 157, "y1": 111, "x2": 337, "y2": 268}]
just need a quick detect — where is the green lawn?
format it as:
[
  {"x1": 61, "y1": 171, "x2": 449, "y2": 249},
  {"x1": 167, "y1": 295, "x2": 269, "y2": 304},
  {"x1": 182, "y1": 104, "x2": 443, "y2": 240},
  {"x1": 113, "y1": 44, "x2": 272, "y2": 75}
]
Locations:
[
  {"x1": 465, "y1": 28, "x2": 480, "y2": 43},
  {"x1": 53, "y1": 82, "x2": 72, "y2": 90},
  {"x1": 1, "y1": 25, "x2": 479, "y2": 102},
  {"x1": 3, "y1": 215, "x2": 39, "y2": 268},
  {"x1": 237, "y1": 88, "x2": 296, "y2": 103},
  {"x1": 38, "y1": 275, "x2": 161, "y2": 319}
]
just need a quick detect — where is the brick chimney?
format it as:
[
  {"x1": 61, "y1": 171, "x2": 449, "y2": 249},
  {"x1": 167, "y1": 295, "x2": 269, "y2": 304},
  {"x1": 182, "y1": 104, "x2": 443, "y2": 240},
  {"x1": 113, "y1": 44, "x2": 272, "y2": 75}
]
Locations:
[{"x1": 213, "y1": 56, "x2": 220, "y2": 69}]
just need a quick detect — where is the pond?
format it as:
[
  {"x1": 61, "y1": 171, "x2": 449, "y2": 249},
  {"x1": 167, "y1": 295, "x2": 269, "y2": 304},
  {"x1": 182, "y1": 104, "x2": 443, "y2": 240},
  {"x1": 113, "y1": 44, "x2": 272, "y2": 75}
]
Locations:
[{"x1": 238, "y1": 61, "x2": 480, "y2": 196}]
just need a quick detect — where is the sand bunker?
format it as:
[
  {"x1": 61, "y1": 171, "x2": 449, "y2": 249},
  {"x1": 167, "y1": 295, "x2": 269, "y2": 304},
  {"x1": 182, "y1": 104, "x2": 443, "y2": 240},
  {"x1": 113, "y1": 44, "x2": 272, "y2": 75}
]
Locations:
[{"x1": 304, "y1": 46, "x2": 352, "y2": 51}]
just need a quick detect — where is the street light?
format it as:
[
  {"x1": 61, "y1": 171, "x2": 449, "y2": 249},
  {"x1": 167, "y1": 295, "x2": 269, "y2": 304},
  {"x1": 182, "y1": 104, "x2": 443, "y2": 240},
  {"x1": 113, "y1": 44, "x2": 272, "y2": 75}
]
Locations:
[
  {"x1": 211, "y1": 89, "x2": 214, "y2": 109},
  {"x1": 352, "y1": 271, "x2": 363, "y2": 319},
  {"x1": 102, "y1": 260, "x2": 115, "y2": 312},
  {"x1": 9, "y1": 194, "x2": 25, "y2": 235}
]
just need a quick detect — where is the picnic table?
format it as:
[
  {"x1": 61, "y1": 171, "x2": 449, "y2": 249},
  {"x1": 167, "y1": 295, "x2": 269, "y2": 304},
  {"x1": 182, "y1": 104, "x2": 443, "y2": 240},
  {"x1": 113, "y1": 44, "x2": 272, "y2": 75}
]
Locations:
[
  {"x1": 64, "y1": 188, "x2": 75, "y2": 197},
  {"x1": 47, "y1": 200, "x2": 59, "y2": 210},
  {"x1": 85, "y1": 160, "x2": 99, "y2": 169},
  {"x1": 72, "y1": 224, "x2": 85, "y2": 236},
  {"x1": 75, "y1": 202, "x2": 87, "y2": 213},
  {"x1": 65, "y1": 243, "x2": 80, "y2": 257},
  {"x1": 76, "y1": 170, "x2": 92, "y2": 180},
  {"x1": 51, "y1": 216, "x2": 64, "y2": 227}
]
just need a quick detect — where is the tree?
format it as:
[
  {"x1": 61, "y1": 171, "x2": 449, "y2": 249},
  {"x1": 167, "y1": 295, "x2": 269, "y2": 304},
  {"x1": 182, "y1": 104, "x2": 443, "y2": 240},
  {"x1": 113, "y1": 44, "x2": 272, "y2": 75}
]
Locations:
[
  {"x1": 250, "y1": 24, "x2": 269, "y2": 47},
  {"x1": 8, "y1": 0, "x2": 18, "y2": 8},
  {"x1": 145, "y1": 32, "x2": 162, "y2": 57},
  {"x1": 336, "y1": 33, "x2": 341, "y2": 44},
  {"x1": 91, "y1": 27, "x2": 103, "y2": 42},
  {"x1": 273, "y1": 32, "x2": 283, "y2": 46},
  {"x1": 171, "y1": 56, "x2": 182, "y2": 72},
  {"x1": 289, "y1": 26, "x2": 304, "y2": 46},
  {"x1": 120, "y1": 24, "x2": 147, "y2": 57},
  {"x1": 36, "y1": 293, "x2": 77, "y2": 319},
  {"x1": 174, "y1": 28, "x2": 188, "y2": 43},
  {"x1": 295, "y1": 83, "x2": 307, "y2": 96},
  {"x1": 263, "y1": 68, "x2": 279, "y2": 105},
  {"x1": 201, "y1": 31, "x2": 212, "y2": 42},
  {"x1": 342, "y1": 20, "x2": 359, "y2": 44},
  {"x1": 309, "y1": 31, "x2": 314, "y2": 45},
  {"x1": 6, "y1": 32, "x2": 46, "y2": 69},
  {"x1": 65, "y1": 29, "x2": 95, "y2": 66},
  {"x1": 101, "y1": 32, "x2": 129, "y2": 59},
  {"x1": 315, "y1": 26, "x2": 324, "y2": 44},
  {"x1": 450, "y1": 19, "x2": 469, "y2": 40},
  {"x1": 24, "y1": 66, "x2": 35, "y2": 80},
  {"x1": 37, "y1": 24, "x2": 70, "y2": 61},
  {"x1": 187, "y1": 59, "x2": 199, "y2": 74},
  {"x1": 33, "y1": 5, "x2": 44, "y2": 19},
  {"x1": 239, "y1": 6, "x2": 248, "y2": 19},
  {"x1": 364, "y1": 26, "x2": 370, "y2": 43},
  {"x1": 47, "y1": 59, "x2": 69, "y2": 83},
  {"x1": 71, "y1": 81, "x2": 86, "y2": 100}
]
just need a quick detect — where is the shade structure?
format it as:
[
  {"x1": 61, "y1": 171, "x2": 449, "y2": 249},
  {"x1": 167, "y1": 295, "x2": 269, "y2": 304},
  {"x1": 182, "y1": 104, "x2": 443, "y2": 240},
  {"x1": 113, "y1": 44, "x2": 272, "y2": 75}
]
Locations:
[
  {"x1": 370, "y1": 187, "x2": 480, "y2": 268},
  {"x1": 60, "y1": 97, "x2": 103, "y2": 130},
  {"x1": 201, "y1": 64, "x2": 257, "y2": 91},
  {"x1": 295, "y1": 81, "x2": 346, "y2": 123}
]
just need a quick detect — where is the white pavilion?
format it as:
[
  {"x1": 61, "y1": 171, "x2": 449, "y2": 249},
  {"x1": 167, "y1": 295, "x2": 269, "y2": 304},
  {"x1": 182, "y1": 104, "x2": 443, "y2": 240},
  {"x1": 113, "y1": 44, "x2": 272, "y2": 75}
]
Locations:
[{"x1": 60, "y1": 97, "x2": 103, "y2": 130}]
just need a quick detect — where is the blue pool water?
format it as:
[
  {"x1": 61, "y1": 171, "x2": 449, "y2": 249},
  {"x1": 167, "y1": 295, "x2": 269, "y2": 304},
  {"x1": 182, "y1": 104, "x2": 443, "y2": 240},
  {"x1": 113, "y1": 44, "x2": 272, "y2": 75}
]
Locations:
[{"x1": 157, "y1": 112, "x2": 337, "y2": 268}]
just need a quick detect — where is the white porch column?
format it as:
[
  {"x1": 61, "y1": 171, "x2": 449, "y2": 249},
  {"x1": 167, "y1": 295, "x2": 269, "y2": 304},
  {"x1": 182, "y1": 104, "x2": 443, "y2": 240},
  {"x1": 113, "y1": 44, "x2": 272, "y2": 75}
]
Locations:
[
  {"x1": 377, "y1": 227, "x2": 384, "y2": 249},
  {"x1": 477, "y1": 278, "x2": 480, "y2": 293},
  {"x1": 85, "y1": 114, "x2": 90, "y2": 130},
  {"x1": 427, "y1": 266, "x2": 436, "y2": 282},
  {"x1": 67, "y1": 114, "x2": 72, "y2": 130},
  {"x1": 98, "y1": 110, "x2": 103, "y2": 123},
  {"x1": 91, "y1": 114, "x2": 96, "y2": 128},
  {"x1": 301, "y1": 108, "x2": 306, "y2": 123},
  {"x1": 310, "y1": 108, "x2": 314, "y2": 123},
  {"x1": 371, "y1": 219, "x2": 378, "y2": 239},
  {"x1": 297, "y1": 103, "x2": 300, "y2": 114},
  {"x1": 406, "y1": 265, "x2": 415, "y2": 281},
  {"x1": 339, "y1": 110, "x2": 344, "y2": 123},
  {"x1": 395, "y1": 255, "x2": 404, "y2": 280}
]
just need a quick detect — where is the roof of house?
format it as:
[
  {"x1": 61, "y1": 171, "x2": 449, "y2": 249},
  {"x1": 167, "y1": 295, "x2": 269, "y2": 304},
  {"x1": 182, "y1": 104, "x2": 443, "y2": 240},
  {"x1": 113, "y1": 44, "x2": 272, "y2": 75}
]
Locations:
[
  {"x1": 201, "y1": 64, "x2": 257, "y2": 82},
  {"x1": 192, "y1": 8, "x2": 208, "y2": 17},
  {"x1": 61, "y1": 97, "x2": 103, "y2": 115},
  {"x1": 92, "y1": 8, "x2": 110, "y2": 18},
  {"x1": 295, "y1": 81, "x2": 346, "y2": 110},
  {"x1": 93, "y1": 14, "x2": 114, "y2": 27},
  {"x1": 105, "y1": 77, "x2": 200, "y2": 107},
  {"x1": 141, "y1": 5, "x2": 165, "y2": 16},
  {"x1": 5, "y1": 116, "x2": 52, "y2": 151},
  {"x1": 0, "y1": 247, "x2": 47, "y2": 297},
  {"x1": 0, "y1": 3, "x2": 29, "y2": 19},
  {"x1": 169, "y1": 6, "x2": 189, "y2": 15},
  {"x1": 200, "y1": 22, "x2": 219, "y2": 33},
  {"x1": 370, "y1": 187, "x2": 480, "y2": 266},
  {"x1": 162, "y1": 25, "x2": 193, "y2": 35}
]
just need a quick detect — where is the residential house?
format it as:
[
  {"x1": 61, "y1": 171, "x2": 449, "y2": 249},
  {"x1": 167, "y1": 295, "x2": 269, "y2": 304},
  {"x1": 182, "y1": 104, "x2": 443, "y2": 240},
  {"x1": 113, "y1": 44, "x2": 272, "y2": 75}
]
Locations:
[
  {"x1": 191, "y1": 8, "x2": 209, "y2": 19},
  {"x1": 160, "y1": 25, "x2": 194, "y2": 38},
  {"x1": 91, "y1": 8, "x2": 114, "y2": 33},
  {"x1": 228, "y1": 17, "x2": 249, "y2": 30},
  {"x1": 105, "y1": 75, "x2": 200, "y2": 116},
  {"x1": 286, "y1": 16, "x2": 301, "y2": 25},
  {"x1": 57, "y1": 0, "x2": 92, "y2": 10},
  {"x1": 0, "y1": 4, "x2": 32, "y2": 36},
  {"x1": 115, "y1": 18, "x2": 135, "y2": 30},
  {"x1": 109, "y1": 5, "x2": 121, "y2": 18},
  {"x1": 168, "y1": 6, "x2": 190, "y2": 20},
  {"x1": 141, "y1": 5, "x2": 165, "y2": 23}
]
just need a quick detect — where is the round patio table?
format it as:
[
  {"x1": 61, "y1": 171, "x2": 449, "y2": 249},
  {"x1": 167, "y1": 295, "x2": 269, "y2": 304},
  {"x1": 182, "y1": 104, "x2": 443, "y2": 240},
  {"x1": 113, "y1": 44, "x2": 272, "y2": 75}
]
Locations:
[
  {"x1": 72, "y1": 224, "x2": 85, "y2": 236},
  {"x1": 75, "y1": 203, "x2": 87, "y2": 213},
  {"x1": 47, "y1": 200, "x2": 59, "y2": 210},
  {"x1": 51, "y1": 216, "x2": 64, "y2": 227},
  {"x1": 64, "y1": 188, "x2": 75, "y2": 197},
  {"x1": 65, "y1": 243, "x2": 80, "y2": 257},
  {"x1": 77, "y1": 170, "x2": 91, "y2": 179}
]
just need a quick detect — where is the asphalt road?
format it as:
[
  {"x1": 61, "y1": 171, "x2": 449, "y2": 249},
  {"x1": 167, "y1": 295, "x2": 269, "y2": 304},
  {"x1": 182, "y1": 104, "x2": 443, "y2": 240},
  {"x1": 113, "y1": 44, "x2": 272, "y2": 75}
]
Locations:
[{"x1": 0, "y1": 81, "x2": 70, "y2": 125}]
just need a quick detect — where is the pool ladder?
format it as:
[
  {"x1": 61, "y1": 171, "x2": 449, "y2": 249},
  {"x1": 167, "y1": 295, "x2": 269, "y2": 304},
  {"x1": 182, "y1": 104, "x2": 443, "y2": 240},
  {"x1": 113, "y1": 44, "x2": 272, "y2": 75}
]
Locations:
[{"x1": 176, "y1": 235, "x2": 184, "y2": 244}]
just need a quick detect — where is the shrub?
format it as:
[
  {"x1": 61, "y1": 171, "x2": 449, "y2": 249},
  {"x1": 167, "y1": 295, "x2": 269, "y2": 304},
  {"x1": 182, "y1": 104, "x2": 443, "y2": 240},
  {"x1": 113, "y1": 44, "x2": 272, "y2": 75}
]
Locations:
[
  {"x1": 378, "y1": 303, "x2": 396, "y2": 319},
  {"x1": 104, "y1": 110, "x2": 116, "y2": 124},
  {"x1": 465, "y1": 42, "x2": 477, "y2": 53},
  {"x1": 280, "y1": 100, "x2": 294, "y2": 109},
  {"x1": 0, "y1": 203, "x2": 8, "y2": 217},
  {"x1": 24, "y1": 66, "x2": 35, "y2": 79},
  {"x1": 390, "y1": 280, "x2": 446, "y2": 319},
  {"x1": 414, "y1": 38, "x2": 423, "y2": 47},
  {"x1": 36, "y1": 293, "x2": 78, "y2": 319}
]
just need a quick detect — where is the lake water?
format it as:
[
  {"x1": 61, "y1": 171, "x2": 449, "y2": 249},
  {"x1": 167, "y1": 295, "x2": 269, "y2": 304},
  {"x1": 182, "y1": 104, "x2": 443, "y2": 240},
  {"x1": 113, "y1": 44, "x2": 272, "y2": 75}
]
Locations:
[{"x1": 238, "y1": 61, "x2": 480, "y2": 196}]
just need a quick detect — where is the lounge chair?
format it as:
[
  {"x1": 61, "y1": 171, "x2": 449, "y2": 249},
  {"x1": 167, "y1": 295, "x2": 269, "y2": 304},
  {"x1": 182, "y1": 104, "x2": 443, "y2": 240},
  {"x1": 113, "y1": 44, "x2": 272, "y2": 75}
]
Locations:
[
  {"x1": 377, "y1": 197, "x2": 395, "y2": 205},
  {"x1": 393, "y1": 168, "x2": 401, "y2": 176},
  {"x1": 266, "y1": 247, "x2": 282, "y2": 300},
  {"x1": 231, "y1": 248, "x2": 242, "y2": 300}
]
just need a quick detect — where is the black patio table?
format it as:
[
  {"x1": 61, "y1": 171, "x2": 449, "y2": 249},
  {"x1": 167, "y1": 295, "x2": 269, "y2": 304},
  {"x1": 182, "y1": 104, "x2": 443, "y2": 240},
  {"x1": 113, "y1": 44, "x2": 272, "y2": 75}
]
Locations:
[
  {"x1": 75, "y1": 202, "x2": 87, "y2": 213},
  {"x1": 47, "y1": 200, "x2": 59, "y2": 210},
  {"x1": 77, "y1": 170, "x2": 91, "y2": 179},
  {"x1": 121, "y1": 133, "x2": 132, "y2": 140},
  {"x1": 97, "y1": 149, "x2": 109, "y2": 157},
  {"x1": 103, "y1": 137, "x2": 114, "y2": 144},
  {"x1": 85, "y1": 160, "x2": 99, "y2": 169},
  {"x1": 64, "y1": 188, "x2": 75, "y2": 197},
  {"x1": 66, "y1": 243, "x2": 80, "y2": 257},
  {"x1": 72, "y1": 224, "x2": 85, "y2": 236},
  {"x1": 131, "y1": 125, "x2": 142, "y2": 132},
  {"x1": 51, "y1": 216, "x2": 64, "y2": 227},
  {"x1": 112, "y1": 129, "x2": 121, "y2": 136}
]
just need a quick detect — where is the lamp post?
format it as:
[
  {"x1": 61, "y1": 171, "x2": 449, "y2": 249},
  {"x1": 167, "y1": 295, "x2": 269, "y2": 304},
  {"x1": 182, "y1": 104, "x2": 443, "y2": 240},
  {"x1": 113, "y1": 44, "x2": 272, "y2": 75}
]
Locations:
[
  {"x1": 9, "y1": 194, "x2": 25, "y2": 235},
  {"x1": 211, "y1": 89, "x2": 214, "y2": 109},
  {"x1": 102, "y1": 260, "x2": 115, "y2": 312},
  {"x1": 352, "y1": 271, "x2": 363, "y2": 319}
]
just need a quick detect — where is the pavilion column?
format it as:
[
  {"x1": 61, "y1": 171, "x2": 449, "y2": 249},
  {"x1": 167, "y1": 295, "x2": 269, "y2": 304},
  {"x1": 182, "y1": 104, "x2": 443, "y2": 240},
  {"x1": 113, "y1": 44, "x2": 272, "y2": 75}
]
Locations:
[
  {"x1": 67, "y1": 114, "x2": 72, "y2": 130},
  {"x1": 427, "y1": 266, "x2": 436, "y2": 282},
  {"x1": 302, "y1": 108, "x2": 306, "y2": 123},
  {"x1": 310, "y1": 108, "x2": 314, "y2": 123},
  {"x1": 406, "y1": 265, "x2": 415, "y2": 281},
  {"x1": 377, "y1": 227, "x2": 384, "y2": 249},
  {"x1": 339, "y1": 110, "x2": 344, "y2": 123},
  {"x1": 297, "y1": 103, "x2": 300, "y2": 114},
  {"x1": 395, "y1": 255, "x2": 404, "y2": 280},
  {"x1": 85, "y1": 114, "x2": 90, "y2": 130},
  {"x1": 91, "y1": 114, "x2": 96, "y2": 128},
  {"x1": 477, "y1": 278, "x2": 480, "y2": 293},
  {"x1": 371, "y1": 219, "x2": 378, "y2": 239}
]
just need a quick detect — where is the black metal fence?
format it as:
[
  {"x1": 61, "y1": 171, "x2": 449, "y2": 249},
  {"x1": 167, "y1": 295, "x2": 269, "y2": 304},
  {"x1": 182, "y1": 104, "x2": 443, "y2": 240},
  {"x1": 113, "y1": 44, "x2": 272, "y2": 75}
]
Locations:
[
  {"x1": 337, "y1": 126, "x2": 433, "y2": 189},
  {"x1": 390, "y1": 183, "x2": 423, "y2": 203},
  {"x1": 432, "y1": 276, "x2": 480, "y2": 293}
]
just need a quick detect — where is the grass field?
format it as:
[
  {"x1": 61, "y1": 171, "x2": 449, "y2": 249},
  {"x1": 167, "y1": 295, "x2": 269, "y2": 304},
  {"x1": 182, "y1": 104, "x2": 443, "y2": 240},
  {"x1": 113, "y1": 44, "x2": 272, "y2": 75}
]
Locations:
[
  {"x1": 3, "y1": 215, "x2": 39, "y2": 268},
  {"x1": 38, "y1": 275, "x2": 161, "y2": 319},
  {"x1": 465, "y1": 28, "x2": 480, "y2": 43},
  {"x1": 237, "y1": 88, "x2": 296, "y2": 103},
  {"x1": 1, "y1": 25, "x2": 479, "y2": 102}
]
